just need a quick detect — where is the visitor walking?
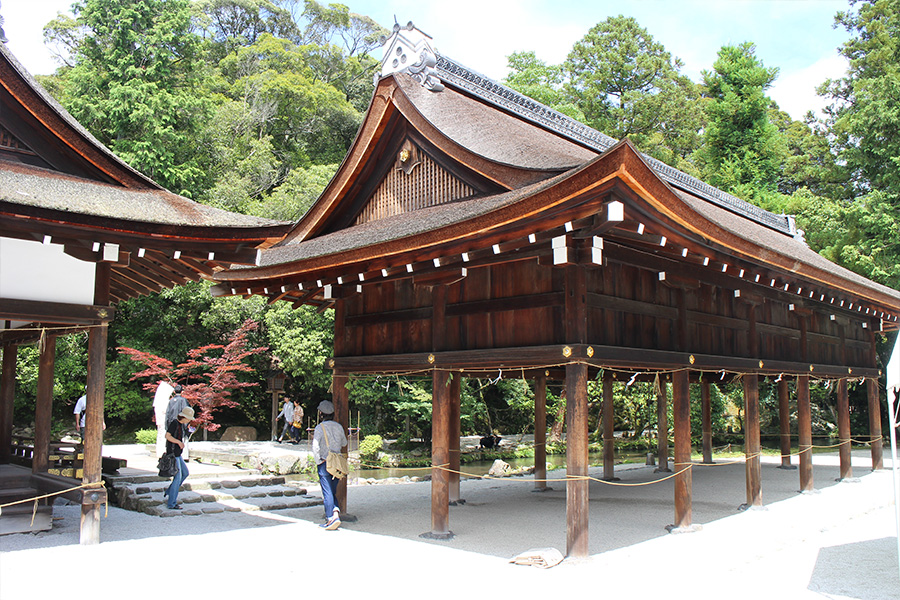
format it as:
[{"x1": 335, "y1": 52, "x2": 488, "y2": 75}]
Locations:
[
  {"x1": 312, "y1": 400, "x2": 347, "y2": 530},
  {"x1": 165, "y1": 384, "x2": 188, "y2": 428},
  {"x1": 164, "y1": 406, "x2": 194, "y2": 510},
  {"x1": 290, "y1": 398, "x2": 305, "y2": 444},
  {"x1": 276, "y1": 397, "x2": 293, "y2": 442},
  {"x1": 73, "y1": 388, "x2": 105, "y2": 442}
]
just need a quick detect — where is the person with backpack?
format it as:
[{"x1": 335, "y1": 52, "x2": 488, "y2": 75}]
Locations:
[{"x1": 164, "y1": 406, "x2": 194, "y2": 510}]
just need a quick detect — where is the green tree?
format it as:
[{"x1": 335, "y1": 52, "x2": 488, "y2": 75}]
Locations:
[
  {"x1": 44, "y1": 0, "x2": 213, "y2": 196},
  {"x1": 195, "y1": 0, "x2": 300, "y2": 58},
  {"x1": 820, "y1": 0, "x2": 900, "y2": 199},
  {"x1": 503, "y1": 51, "x2": 585, "y2": 121},
  {"x1": 563, "y1": 16, "x2": 703, "y2": 169},
  {"x1": 696, "y1": 42, "x2": 784, "y2": 202}
]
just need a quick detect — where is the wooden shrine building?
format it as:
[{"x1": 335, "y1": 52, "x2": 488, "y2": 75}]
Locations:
[
  {"x1": 0, "y1": 42, "x2": 289, "y2": 542},
  {"x1": 211, "y1": 23, "x2": 900, "y2": 557}
]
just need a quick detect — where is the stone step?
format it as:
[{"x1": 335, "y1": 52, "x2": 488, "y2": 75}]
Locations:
[{"x1": 112, "y1": 474, "x2": 323, "y2": 517}]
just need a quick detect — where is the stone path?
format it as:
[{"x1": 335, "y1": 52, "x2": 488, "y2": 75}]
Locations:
[{"x1": 112, "y1": 474, "x2": 322, "y2": 517}]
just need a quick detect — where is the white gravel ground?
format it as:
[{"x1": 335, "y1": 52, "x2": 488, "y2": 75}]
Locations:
[{"x1": 1, "y1": 450, "x2": 898, "y2": 600}]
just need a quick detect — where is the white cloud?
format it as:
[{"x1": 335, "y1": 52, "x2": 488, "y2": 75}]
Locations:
[{"x1": 769, "y1": 53, "x2": 848, "y2": 121}]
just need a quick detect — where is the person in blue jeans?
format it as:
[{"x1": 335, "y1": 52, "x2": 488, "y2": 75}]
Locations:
[
  {"x1": 164, "y1": 406, "x2": 194, "y2": 510},
  {"x1": 312, "y1": 401, "x2": 347, "y2": 530}
]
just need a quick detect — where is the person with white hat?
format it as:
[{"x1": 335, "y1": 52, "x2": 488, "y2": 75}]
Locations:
[
  {"x1": 164, "y1": 406, "x2": 195, "y2": 510},
  {"x1": 312, "y1": 400, "x2": 347, "y2": 530}
]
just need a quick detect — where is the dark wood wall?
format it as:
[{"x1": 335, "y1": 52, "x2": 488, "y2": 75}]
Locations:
[{"x1": 340, "y1": 256, "x2": 873, "y2": 369}]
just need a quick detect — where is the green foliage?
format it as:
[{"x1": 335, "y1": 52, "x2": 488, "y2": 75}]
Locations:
[
  {"x1": 503, "y1": 51, "x2": 585, "y2": 121},
  {"x1": 821, "y1": 0, "x2": 900, "y2": 199},
  {"x1": 264, "y1": 303, "x2": 333, "y2": 398},
  {"x1": 563, "y1": 16, "x2": 703, "y2": 169},
  {"x1": 696, "y1": 42, "x2": 784, "y2": 201},
  {"x1": 358, "y1": 434, "x2": 383, "y2": 461},
  {"x1": 134, "y1": 428, "x2": 157, "y2": 444},
  {"x1": 45, "y1": 0, "x2": 212, "y2": 195}
]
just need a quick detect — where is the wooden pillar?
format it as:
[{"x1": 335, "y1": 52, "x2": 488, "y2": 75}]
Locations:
[
  {"x1": 566, "y1": 362, "x2": 589, "y2": 558},
  {"x1": 777, "y1": 378, "x2": 794, "y2": 469},
  {"x1": 0, "y1": 345, "x2": 17, "y2": 464},
  {"x1": 331, "y1": 297, "x2": 350, "y2": 515},
  {"x1": 655, "y1": 375, "x2": 670, "y2": 472},
  {"x1": 33, "y1": 333, "x2": 57, "y2": 474},
  {"x1": 836, "y1": 378, "x2": 852, "y2": 480},
  {"x1": 743, "y1": 374, "x2": 762, "y2": 507},
  {"x1": 534, "y1": 373, "x2": 548, "y2": 491},
  {"x1": 867, "y1": 378, "x2": 883, "y2": 470},
  {"x1": 428, "y1": 369, "x2": 452, "y2": 537},
  {"x1": 672, "y1": 370, "x2": 692, "y2": 529},
  {"x1": 80, "y1": 323, "x2": 107, "y2": 545},
  {"x1": 448, "y1": 373, "x2": 461, "y2": 504},
  {"x1": 602, "y1": 373, "x2": 616, "y2": 480},
  {"x1": 332, "y1": 370, "x2": 349, "y2": 513},
  {"x1": 701, "y1": 377, "x2": 712, "y2": 464},
  {"x1": 797, "y1": 375, "x2": 814, "y2": 492}
]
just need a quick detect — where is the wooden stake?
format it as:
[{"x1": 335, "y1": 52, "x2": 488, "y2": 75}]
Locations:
[
  {"x1": 701, "y1": 378, "x2": 712, "y2": 464},
  {"x1": 80, "y1": 323, "x2": 107, "y2": 545},
  {"x1": 602, "y1": 374, "x2": 616, "y2": 480},
  {"x1": 534, "y1": 373, "x2": 548, "y2": 491},
  {"x1": 778, "y1": 378, "x2": 793, "y2": 469},
  {"x1": 655, "y1": 375, "x2": 671, "y2": 472},
  {"x1": 430, "y1": 369, "x2": 451, "y2": 536},
  {"x1": 836, "y1": 378, "x2": 852, "y2": 480},
  {"x1": 743, "y1": 374, "x2": 762, "y2": 507},
  {"x1": 449, "y1": 373, "x2": 461, "y2": 503},
  {"x1": 867, "y1": 378, "x2": 883, "y2": 470},
  {"x1": 672, "y1": 370, "x2": 692, "y2": 528},
  {"x1": 566, "y1": 362, "x2": 589, "y2": 558},
  {"x1": 0, "y1": 345, "x2": 17, "y2": 464},
  {"x1": 33, "y1": 333, "x2": 56, "y2": 474},
  {"x1": 797, "y1": 375, "x2": 814, "y2": 492}
]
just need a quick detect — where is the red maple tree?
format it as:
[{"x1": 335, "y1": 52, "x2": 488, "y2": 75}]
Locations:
[{"x1": 119, "y1": 319, "x2": 267, "y2": 431}]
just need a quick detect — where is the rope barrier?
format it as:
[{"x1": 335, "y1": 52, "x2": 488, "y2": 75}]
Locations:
[{"x1": 0, "y1": 481, "x2": 107, "y2": 526}]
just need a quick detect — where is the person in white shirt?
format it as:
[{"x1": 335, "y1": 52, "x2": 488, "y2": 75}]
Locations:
[
  {"x1": 312, "y1": 400, "x2": 347, "y2": 530},
  {"x1": 73, "y1": 390, "x2": 105, "y2": 441},
  {"x1": 276, "y1": 397, "x2": 294, "y2": 442}
]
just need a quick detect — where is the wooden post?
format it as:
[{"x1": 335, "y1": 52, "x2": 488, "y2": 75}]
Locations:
[
  {"x1": 743, "y1": 374, "x2": 762, "y2": 507},
  {"x1": 33, "y1": 333, "x2": 57, "y2": 474},
  {"x1": 777, "y1": 378, "x2": 794, "y2": 469},
  {"x1": 672, "y1": 370, "x2": 692, "y2": 529},
  {"x1": 0, "y1": 345, "x2": 17, "y2": 464},
  {"x1": 80, "y1": 323, "x2": 107, "y2": 545},
  {"x1": 797, "y1": 375, "x2": 814, "y2": 492},
  {"x1": 701, "y1": 377, "x2": 713, "y2": 464},
  {"x1": 332, "y1": 371, "x2": 350, "y2": 514},
  {"x1": 428, "y1": 369, "x2": 452, "y2": 537},
  {"x1": 566, "y1": 362, "x2": 589, "y2": 558},
  {"x1": 836, "y1": 378, "x2": 852, "y2": 480},
  {"x1": 449, "y1": 372, "x2": 461, "y2": 504},
  {"x1": 534, "y1": 373, "x2": 548, "y2": 491},
  {"x1": 602, "y1": 373, "x2": 616, "y2": 480},
  {"x1": 867, "y1": 378, "x2": 883, "y2": 470},
  {"x1": 655, "y1": 375, "x2": 670, "y2": 472}
]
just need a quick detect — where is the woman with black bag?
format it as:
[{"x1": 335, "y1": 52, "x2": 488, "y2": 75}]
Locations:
[{"x1": 163, "y1": 406, "x2": 194, "y2": 510}]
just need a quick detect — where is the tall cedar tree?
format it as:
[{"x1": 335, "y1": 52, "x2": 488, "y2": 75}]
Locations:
[{"x1": 119, "y1": 319, "x2": 267, "y2": 431}]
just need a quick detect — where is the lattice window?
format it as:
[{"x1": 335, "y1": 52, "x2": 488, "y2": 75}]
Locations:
[
  {"x1": 354, "y1": 141, "x2": 475, "y2": 225},
  {"x1": 0, "y1": 124, "x2": 36, "y2": 155}
]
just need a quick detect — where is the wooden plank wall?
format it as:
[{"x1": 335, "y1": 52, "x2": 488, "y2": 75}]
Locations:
[{"x1": 341, "y1": 257, "x2": 872, "y2": 369}]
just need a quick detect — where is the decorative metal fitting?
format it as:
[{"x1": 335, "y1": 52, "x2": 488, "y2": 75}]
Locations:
[
  {"x1": 689, "y1": 355, "x2": 695, "y2": 365},
  {"x1": 586, "y1": 346, "x2": 594, "y2": 358},
  {"x1": 758, "y1": 360, "x2": 764, "y2": 369},
  {"x1": 427, "y1": 354, "x2": 435, "y2": 364},
  {"x1": 562, "y1": 346, "x2": 572, "y2": 358}
]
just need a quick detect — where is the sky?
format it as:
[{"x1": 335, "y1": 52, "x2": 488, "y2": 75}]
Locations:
[{"x1": 0, "y1": 0, "x2": 853, "y2": 121}]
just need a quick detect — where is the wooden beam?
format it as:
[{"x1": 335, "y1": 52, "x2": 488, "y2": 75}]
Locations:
[
  {"x1": 867, "y1": 378, "x2": 883, "y2": 470},
  {"x1": 797, "y1": 375, "x2": 814, "y2": 492},
  {"x1": 33, "y1": 333, "x2": 57, "y2": 474},
  {"x1": 0, "y1": 344, "x2": 17, "y2": 463},
  {"x1": 0, "y1": 299, "x2": 114, "y2": 325},
  {"x1": 836, "y1": 378, "x2": 852, "y2": 480},
  {"x1": 743, "y1": 374, "x2": 762, "y2": 507},
  {"x1": 672, "y1": 369, "x2": 692, "y2": 529},
  {"x1": 566, "y1": 362, "x2": 589, "y2": 558}
]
